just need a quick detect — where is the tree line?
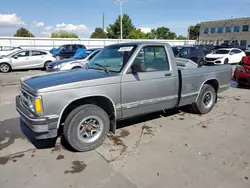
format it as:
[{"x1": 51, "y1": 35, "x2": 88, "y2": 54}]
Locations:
[{"x1": 13, "y1": 14, "x2": 200, "y2": 40}]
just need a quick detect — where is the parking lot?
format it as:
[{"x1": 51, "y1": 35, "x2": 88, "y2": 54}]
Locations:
[{"x1": 0, "y1": 69, "x2": 250, "y2": 188}]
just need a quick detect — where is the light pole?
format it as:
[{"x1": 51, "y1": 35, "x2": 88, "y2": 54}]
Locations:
[{"x1": 114, "y1": 0, "x2": 126, "y2": 40}]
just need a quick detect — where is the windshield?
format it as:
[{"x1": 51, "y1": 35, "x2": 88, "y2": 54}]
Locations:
[
  {"x1": 213, "y1": 50, "x2": 230, "y2": 54},
  {"x1": 87, "y1": 45, "x2": 137, "y2": 72}
]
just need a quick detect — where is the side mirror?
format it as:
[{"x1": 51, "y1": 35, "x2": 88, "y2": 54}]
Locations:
[
  {"x1": 230, "y1": 52, "x2": 235, "y2": 55},
  {"x1": 131, "y1": 62, "x2": 146, "y2": 73},
  {"x1": 13, "y1": 56, "x2": 18, "y2": 59}
]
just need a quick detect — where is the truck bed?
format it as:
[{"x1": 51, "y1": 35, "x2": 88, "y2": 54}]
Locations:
[{"x1": 177, "y1": 63, "x2": 232, "y2": 107}]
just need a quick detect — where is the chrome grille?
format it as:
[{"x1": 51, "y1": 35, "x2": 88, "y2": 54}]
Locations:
[{"x1": 20, "y1": 88, "x2": 31, "y2": 110}]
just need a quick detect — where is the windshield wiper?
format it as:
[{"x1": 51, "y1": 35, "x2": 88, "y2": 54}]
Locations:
[{"x1": 94, "y1": 63, "x2": 110, "y2": 73}]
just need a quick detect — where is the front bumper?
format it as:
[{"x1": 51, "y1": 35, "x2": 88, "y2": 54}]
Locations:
[
  {"x1": 204, "y1": 59, "x2": 224, "y2": 65},
  {"x1": 16, "y1": 95, "x2": 59, "y2": 139}
]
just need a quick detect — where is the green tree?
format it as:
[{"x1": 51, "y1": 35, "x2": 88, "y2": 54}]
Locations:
[
  {"x1": 51, "y1": 32, "x2": 78, "y2": 38},
  {"x1": 106, "y1": 14, "x2": 135, "y2": 39},
  {"x1": 90, "y1": 28, "x2": 108, "y2": 38},
  {"x1": 188, "y1": 24, "x2": 200, "y2": 40},
  {"x1": 127, "y1": 29, "x2": 148, "y2": 39},
  {"x1": 147, "y1": 27, "x2": 176, "y2": 39},
  {"x1": 14, "y1": 27, "x2": 34, "y2": 37},
  {"x1": 176, "y1": 35, "x2": 187, "y2": 40}
]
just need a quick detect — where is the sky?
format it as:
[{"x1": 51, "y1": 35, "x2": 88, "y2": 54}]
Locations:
[{"x1": 0, "y1": 0, "x2": 250, "y2": 38}]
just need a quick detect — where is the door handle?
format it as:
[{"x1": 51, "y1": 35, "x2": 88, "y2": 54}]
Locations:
[
  {"x1": 25, "y1": 58, "x2": 29, "y2": 60},
  {"x1": 165, "y1": 73, "x2": 172, "y2": 76}
]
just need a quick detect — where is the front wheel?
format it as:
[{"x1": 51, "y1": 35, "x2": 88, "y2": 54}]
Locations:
[
  {"x1": 192, "y1": 84, "x2": 216, "y2": 114},
  {"x1": 0, "y1": 63, "x2": 11, "y2": 73},
  {"x1": 63, "y1": 104, "x2": 110, "y2": 152},
  {"x1": 224, "y1": 58, "x2": 229, "y2": 64}
]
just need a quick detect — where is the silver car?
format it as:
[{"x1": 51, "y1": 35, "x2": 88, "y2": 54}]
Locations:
[
  {"x1": 47, "y1": 49, "x2": 101, "y2": 72},
  {"x1": 0, "y1": 49, "x2": 56, "y2": 73}
]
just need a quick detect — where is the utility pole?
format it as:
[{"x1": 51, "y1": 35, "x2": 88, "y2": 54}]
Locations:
[
  {"x1": 102, "y1": 13, "x2": 105, "y2": 31},
  {"x1": 114, "y1": 0, "x2": 127, "y2": 40}
]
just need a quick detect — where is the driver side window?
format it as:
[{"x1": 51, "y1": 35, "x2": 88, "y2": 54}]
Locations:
[
  {"x1": 13, "y1": 51, "x2": 29, "y2": 57},
  {"x1": 131, "y1": 46, "x2": 170, "y2": 73}
]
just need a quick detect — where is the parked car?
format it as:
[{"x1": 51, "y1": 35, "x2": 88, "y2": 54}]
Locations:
[
  {"x1": 204, "y1": 48, "x2": 246, "y2": 65},
  {"x1": 176, "y1": 46, "x2": 209, "y2": 66},
  {"x1": 50, "y1": 44, "x2": 86, "y2": 59},
  {"x1": 233, "y1": 56, "x2": 250, "y2": 86},
  {"x1": 0, "y1": 49, "x2": 56, "y2": 73},
  {"x1": 16, "y1": 42, "x2": 231, "y2": 152},
  {"x1": 47, "y1": 49, "x2": 101, "y2": 71},
  {"x1": 0, "y1": 46, "x2": 22, "y2": 56},
  {"x1": 171, "y1": 46, "x2": 186, "y2": 56}
]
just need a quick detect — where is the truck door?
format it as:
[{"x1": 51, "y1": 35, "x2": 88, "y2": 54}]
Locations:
[{"x1": 121, "y1": 45, "x2": 178, "y2": 118}]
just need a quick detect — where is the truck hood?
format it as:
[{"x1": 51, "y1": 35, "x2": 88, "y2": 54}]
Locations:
[{"x1": 22, "y1": 69, "x2": 118, "y2": 92}]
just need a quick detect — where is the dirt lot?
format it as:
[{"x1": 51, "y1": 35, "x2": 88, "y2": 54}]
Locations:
[{"x1": 0, "y1": 70, "x2": 250, "y2": 188}]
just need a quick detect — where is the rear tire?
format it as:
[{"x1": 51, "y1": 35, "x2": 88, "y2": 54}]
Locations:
[
  {"x1": 63, "y1": 104, "x2": 110, "y2": 152},
  {"x1": 0, "y1": 63, "x2": 11, "y2": 73},
  {"x1": 192, "y1": 84, "x2": 216, "y2": 114},
  {"x1": 72, "y1": 66, "x2": 81, "y2": 70},
  {"x1": 44, "y1": 61, "x2": 52, "y2": 71}
]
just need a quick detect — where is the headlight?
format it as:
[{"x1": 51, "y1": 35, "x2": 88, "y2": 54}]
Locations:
[
  {"x1": 54, "y1": 63, "x2": 67, "y2": 69},
  {"x1": 27, "y1": 95, "x2": 43, "y2": 115},
  {"x1": 27, "y1": 95, "x2": 35, "y2": 112}
]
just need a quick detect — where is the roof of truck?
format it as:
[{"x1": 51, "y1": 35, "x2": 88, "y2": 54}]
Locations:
[{"x1": 106, "y1": 41, "x2": 171, "y2": 47}]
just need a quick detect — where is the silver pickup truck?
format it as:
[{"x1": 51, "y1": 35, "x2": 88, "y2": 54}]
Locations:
[{"x1": 16, "y1": 42, "x2": 232, "y2": 152}]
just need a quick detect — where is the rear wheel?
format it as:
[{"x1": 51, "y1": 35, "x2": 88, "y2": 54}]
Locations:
[
  {"x1": 0, "y1": 63, "x2": 11, "y2": 73},
  {"x1": 63, "y1": 104, "x2": 110, "y2": 152},
  {"x1": 72, "y1": 66, "x2": 81, "y2": 70},
  {"x1": 192, "y1": 84, "x2": 216, "y2": 114},
  {"x1": 44, "y1": 61, "x2": 52, "y2": 71}
]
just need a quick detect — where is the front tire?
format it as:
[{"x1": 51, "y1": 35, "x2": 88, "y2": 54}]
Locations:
[
  {"x1": 224, "y1": 58, "x2": 229, "y2": 64},
  {"x1": 192, "y1": 84, "x2": 216, "y2": 114},
  {"x1": 63, "y1": 104, "x2": 110, "y2": 152},
  {"x1": 0, "y1": 63, "x2": 11, "y2": 73}
]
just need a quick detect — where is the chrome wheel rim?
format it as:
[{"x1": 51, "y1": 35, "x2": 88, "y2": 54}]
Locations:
[
  {"x1": 202, "y1": 91, "x2": 213, "y2": 109},
  {"x1": 77, "y1": 116, "x2": 103, "y2": 143},
  {"x1": 0, "y1": 64, "x2": 9, "y2": 72}
]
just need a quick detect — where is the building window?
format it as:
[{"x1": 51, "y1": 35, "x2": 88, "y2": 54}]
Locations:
[
  {"x1": 210, "y1": 28, "x2": 216, "y2": 33},
  {"x1": 234, "y1": 26, "x2": 240, "y2": 32},
  {"x1": 218, "y1": 27, "x2": 223, "y2": 33},
  {"x1": 240, "y1": 40, "x2": 247, "y2": 49},
  {"x1": 242, "y1": 25, "x2": 249, "y2": 32},
  {"x1": 225, "y1": 27, "x2": 231, "y2": 33},
  {"x1": 204, "y1": 28, "x2": 208, "y2": 34}
]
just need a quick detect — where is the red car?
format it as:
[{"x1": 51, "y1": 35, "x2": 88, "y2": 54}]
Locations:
[{"x1": 233, "y1": 56, "x2": 250, "y2": 86}]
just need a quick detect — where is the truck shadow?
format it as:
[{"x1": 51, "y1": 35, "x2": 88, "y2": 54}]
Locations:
[{"x1": 0, "y1": 107, "x2": 192, "y2": 152}]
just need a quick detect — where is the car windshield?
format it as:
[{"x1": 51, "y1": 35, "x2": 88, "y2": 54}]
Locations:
[
  {"x1": 213, "y1": 50, "x2": 230, "y2": 54},
  {"x1": 87, "y1": 45, "x2": 137, "y2": 73}
]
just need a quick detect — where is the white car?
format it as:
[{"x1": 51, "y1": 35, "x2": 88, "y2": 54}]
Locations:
[
  {"x1": 204, "y1": 48, "x2": 246, "y2": 65},
  {"x1": 0, "y1": 46, "x2": 22, "y2": 56},
  {"x1": 47, "y1": 49, "x2": 101, "y2": 72},
  {"x1": 0, "y1": 49, "x2": 56, "y2": 73}
]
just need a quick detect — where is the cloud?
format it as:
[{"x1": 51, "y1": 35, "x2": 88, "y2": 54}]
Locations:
[
  {"x1": 45, "y1": 26, "x2": 53, "y2": 31},
  {"x1": 32, "y1": 21, "x2": 45, "y2": 28},
  {"x1": 140, "y1": 27, "x2": 151, "y2": 33},
  {"x1": 40, "y1": 31, "x2": 51, "y2": 37},
  {"x1": 54, "y1": 23, "x2": 87, "y2": 32},
  {"x1": 0, "y1": 14, "x2": 24, "y2": 26}
]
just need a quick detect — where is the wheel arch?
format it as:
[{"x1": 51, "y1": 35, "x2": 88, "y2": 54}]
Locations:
[
  {"x1": 57, "y1": 95, "x2": 117, "y2": 133},
  {"x1": 195, "y1": 78, "x2": 219, "y2": 102}
]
